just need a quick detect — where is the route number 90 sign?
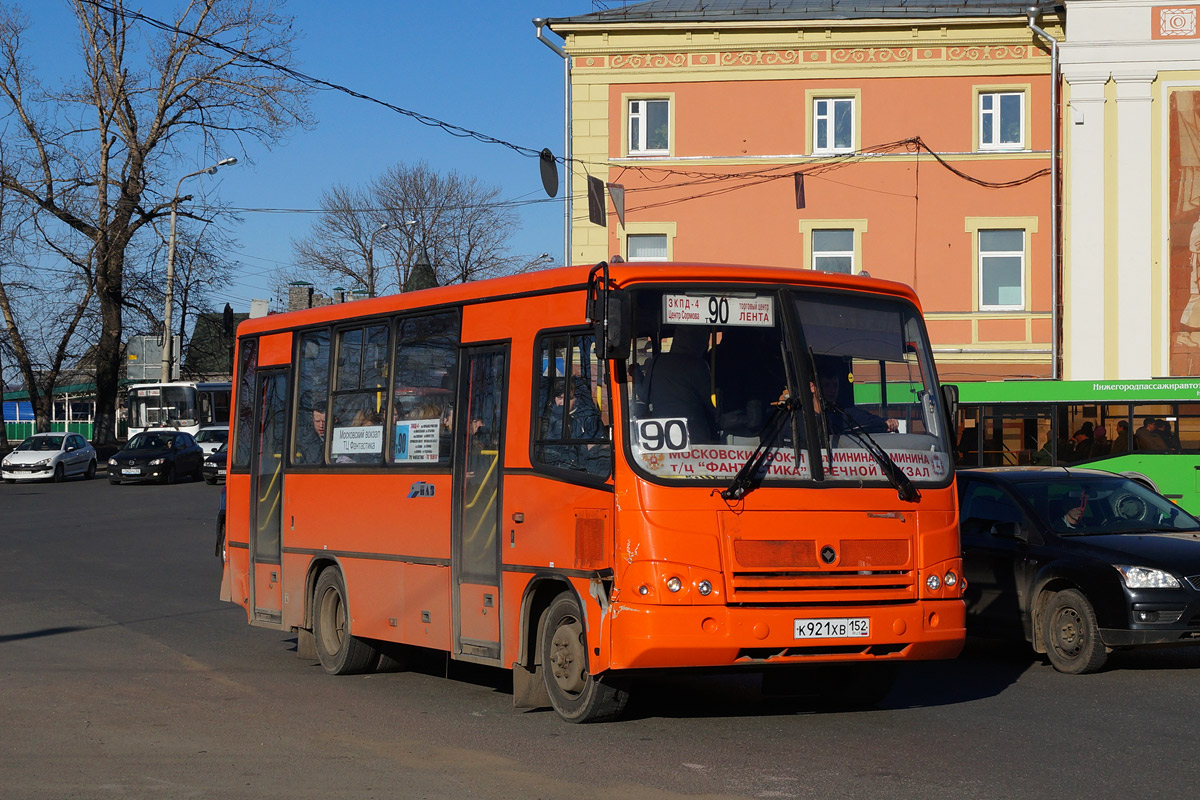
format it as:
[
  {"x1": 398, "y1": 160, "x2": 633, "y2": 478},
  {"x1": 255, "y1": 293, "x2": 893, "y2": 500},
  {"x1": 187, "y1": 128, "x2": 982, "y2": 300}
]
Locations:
[
  {"x1": 635, "y1": 418, "x2": 690, "y2": 452},
  {"x1": 663, "y1": 294, "x2": 774, "y2": 327}
]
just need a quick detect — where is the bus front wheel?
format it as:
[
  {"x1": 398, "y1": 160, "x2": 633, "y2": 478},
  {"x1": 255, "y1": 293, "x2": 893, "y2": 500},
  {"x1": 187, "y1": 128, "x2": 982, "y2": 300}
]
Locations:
[
  {"x1": 313, "y1": 568, "x2": 378, "y2": 675},
  {"x1": 539, "y1": 593, "x2": 629, "y2": 723}
]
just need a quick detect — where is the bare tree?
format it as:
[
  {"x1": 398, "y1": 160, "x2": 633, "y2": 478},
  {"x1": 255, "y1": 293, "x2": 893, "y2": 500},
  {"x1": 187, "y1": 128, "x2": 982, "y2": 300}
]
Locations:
[
  {"x1": 0, "y1": 0, "x2": 312, "y2": 444},
  {"x1": 291, "y1": 161, "x2": 530, "y2": 297}
]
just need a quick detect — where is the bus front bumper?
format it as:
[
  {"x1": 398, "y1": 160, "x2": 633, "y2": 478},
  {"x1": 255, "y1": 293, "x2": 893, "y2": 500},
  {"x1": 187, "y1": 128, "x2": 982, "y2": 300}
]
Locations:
[{"x1": 607, "y1": 599, "x2": 965, "y2": 671}]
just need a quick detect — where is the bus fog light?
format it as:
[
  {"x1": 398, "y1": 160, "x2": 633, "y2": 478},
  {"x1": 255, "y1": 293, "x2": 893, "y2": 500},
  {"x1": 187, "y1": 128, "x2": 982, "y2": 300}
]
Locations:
[
  {"x1": 697, "y1": 580, "x2": 712, "y2": 596},
  {"x1": 926, "y1": 574, "x2": 941, "y2": 591},
  {"x1": 944, "y1": 571, "x2": 958, "y2": 588},
  {"x1": 666, "y1": 577, "x2": 682, "y2": 593},
  {"x1": 638, "y1": 585, "x2": 650, "y2": 596}
]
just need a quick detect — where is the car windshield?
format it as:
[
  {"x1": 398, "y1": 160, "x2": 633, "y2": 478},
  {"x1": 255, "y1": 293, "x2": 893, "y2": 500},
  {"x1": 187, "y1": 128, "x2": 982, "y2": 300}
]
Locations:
[
  {"x1": 1011, "y1": 475, "x2": 1200, "y2": 535},
  {"x1": 195, "y1": 429, "x2": 228, "y2": 444},
  {"x1": 128, "y1": 433, "x2": 174, "y2": 450},
  {"x1": 16, "y1": 436, "x2": 64, "y2": 451},
  {"x1": 625, "y1": 286, "x2": 953, "y2": 486}
]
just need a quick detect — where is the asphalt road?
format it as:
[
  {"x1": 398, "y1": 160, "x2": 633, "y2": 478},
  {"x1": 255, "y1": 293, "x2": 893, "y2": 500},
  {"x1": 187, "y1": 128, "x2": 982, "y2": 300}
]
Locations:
[{"x1": 2, "y1": 474, "x2": 1199, "y2": 799}]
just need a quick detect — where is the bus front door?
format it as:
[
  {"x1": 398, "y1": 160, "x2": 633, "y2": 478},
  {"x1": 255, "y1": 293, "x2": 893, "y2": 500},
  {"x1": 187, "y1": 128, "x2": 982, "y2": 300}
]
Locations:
[
  {"x1": 452, "y1": 346, "x2": 507, "y2": 662},
  {"x1": 248, "y1": 370, "x2": 288, "y2": 627}
]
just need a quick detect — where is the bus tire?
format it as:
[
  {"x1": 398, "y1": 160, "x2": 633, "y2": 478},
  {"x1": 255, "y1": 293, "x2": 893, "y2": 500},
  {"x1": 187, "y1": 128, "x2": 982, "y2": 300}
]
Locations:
[
  {"x1": 539, "y1": 593, "x2": 629, "y2": 723},
  {"x1": 1042, "y1": 588, "x2": 1108, "y2": 674},
  {"x1": 313, "y1": 567, "x2": 377, "y2": 675}
]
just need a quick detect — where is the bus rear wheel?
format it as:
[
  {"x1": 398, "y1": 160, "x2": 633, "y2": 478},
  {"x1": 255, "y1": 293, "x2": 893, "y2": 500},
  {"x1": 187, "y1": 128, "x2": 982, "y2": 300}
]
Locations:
[
  {"x1": 539, "y1": 593, "x2": 629, "y2": 723},
  {"x1": 312, "y1": 567, "x2": 377, "y2": 675}
]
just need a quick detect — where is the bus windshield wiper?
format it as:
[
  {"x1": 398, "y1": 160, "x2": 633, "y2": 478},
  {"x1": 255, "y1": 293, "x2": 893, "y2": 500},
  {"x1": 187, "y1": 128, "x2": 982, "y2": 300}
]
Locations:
[
  {"x1": 721, "y1": 396, "x2": 801, "y2": 501},
  {"x1": 825, "y1": 400, "x2": 921, "y2": 503}
]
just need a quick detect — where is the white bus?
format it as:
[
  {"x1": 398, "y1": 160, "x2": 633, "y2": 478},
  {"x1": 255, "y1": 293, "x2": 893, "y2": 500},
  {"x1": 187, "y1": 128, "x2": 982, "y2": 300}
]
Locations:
[{"x1": 126, "y1": 381, "x2": 232, "y2": 437}]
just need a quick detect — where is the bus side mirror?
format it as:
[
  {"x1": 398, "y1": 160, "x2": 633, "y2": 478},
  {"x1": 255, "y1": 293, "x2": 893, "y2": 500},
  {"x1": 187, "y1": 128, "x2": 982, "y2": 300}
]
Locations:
[
  {"x1": 589, "y1": 288, "x2": 632, "y2": 361},
  {"x1": 941, "y1": 383, "x2": 959, "y2": 423}
]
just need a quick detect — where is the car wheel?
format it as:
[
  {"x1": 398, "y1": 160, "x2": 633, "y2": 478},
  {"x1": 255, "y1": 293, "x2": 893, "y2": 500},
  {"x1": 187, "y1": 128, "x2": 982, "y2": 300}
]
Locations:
[
  {"x1": 3, "y1": 478, "x2": 13, "y2": 484},
  {"x1": 539, "y1": 592, "x2": 630, "y2": 723},
  {"x1": 1042, "y1": 589, "x2": 1108, "y2": 674},
  {"x1": 52, "y1": 463, "x2": 65, "y2": 483},
  {"x1": 85, "y1": 460, "x2": 96, "y2": 480},
  {"x1": 204, "y1": 475, "x2": 217, "y2": 485},
  {"x1": 313, "y1": 568, "x2": 378, "y2": 675},
  {"x1": 161, "y1": 465, "x2": 176, "y2": 485}
]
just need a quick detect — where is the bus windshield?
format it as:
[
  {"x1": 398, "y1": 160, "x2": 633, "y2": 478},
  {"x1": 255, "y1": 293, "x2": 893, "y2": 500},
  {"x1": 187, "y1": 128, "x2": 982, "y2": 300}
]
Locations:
[{"x1": 626, "y1": 287, "x2": 952, "y2": 486}]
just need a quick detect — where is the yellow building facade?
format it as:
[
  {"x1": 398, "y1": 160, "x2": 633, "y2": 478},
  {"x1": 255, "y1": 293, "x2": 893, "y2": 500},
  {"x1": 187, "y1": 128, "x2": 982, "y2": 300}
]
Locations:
[{"x1": 543, "y1": 2, "x2": 1063, "y2": 381}]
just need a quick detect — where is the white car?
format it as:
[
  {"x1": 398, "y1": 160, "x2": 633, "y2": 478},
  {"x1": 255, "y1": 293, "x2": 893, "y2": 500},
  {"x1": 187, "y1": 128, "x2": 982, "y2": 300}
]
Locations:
[
  {"x1": 194, "y1": 425, "x2": 229, "y2": 456},
  {"x1": 2, "y1": 432, "x2": 98, "y2": 483}
]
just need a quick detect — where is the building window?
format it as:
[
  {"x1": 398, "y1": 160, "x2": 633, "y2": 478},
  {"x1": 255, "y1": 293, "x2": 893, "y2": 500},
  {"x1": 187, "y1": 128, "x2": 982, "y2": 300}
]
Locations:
[
  {"x1": 813, "y1": 97, "x2": 854, "y2": 154},
  {"x1": 812, "y1": 229, "x2": 855, "y2": 273},
  {"x1": 979, "y1": 91, "x2": 1024, "y2": 150},
  {"x1": 979, "y1": 229, "x2": 1025, "y2": 310},
  {"x1": 629, "y1": 99, "x2": 669, "y2": 155},
  {"x1": 627, "y1": 233, "x2": 668, "y2": 261}
]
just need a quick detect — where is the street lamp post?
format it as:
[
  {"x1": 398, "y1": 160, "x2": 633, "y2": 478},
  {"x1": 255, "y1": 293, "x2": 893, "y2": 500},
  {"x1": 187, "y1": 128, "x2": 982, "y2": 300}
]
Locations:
[{"x1": 160, "y1": 157, "x2": 237, "y2": 382}]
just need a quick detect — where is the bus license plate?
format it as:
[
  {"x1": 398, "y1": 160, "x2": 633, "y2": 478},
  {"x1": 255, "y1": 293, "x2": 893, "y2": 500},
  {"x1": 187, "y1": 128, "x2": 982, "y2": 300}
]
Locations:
[{"x1": 794, "y1": 618, "x2": 870, "y2": 639}]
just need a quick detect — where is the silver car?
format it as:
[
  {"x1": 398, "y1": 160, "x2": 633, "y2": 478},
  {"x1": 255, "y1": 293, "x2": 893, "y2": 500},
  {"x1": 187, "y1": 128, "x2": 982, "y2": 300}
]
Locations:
[{"x1": 2, "y1": 432, "x2": 98, "y2": 483}]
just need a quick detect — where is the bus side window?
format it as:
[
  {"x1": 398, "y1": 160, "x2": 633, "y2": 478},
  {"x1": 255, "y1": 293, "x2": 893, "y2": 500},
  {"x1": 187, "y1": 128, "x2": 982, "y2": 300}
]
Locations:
[
  {"x1": 391, "y1": 312, "x2": 460, "y2": 467},
  {"x1": 233, "y1": 338, "x2": 259, "y2": 470},
  {"x1": 329, "y1": 324, "x2": 389, "y2": 466},
  {"x1": 533, "y1": 331, "x2": 611, "y2": 478},
  {"x1": 293, "y1": 329, "x2": 331, "y2": 465}
]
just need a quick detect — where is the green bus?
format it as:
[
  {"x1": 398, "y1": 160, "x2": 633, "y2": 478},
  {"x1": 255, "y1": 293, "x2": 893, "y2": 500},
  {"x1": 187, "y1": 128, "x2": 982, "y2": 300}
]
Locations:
[{"x1": 953, "y1": 379, "x2": 1200, "y2": 512}]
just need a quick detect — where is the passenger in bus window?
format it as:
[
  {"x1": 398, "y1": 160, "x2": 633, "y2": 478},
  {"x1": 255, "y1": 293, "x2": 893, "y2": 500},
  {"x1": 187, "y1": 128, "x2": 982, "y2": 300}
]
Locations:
[
  {"x1": 294, "y1": 391, "x2": 326, "y2": 465},
  {"x1": 644, "y1": 326, "x2": 718, "y2": 445},
  {"x1": 1091, "y1": 425, "x2": 1111, "y2": 457},
  {"x1": 1160, "y1": 418, "x2": 1181, "y2": 450},
  {"x1": 1135, "y1": 417, "x2": 1167, "y2": 451},
  {"x1": 1031, "y1": 434, "x2": 1053, "y2": 465},
  {"x1": 1110, "y1": 420, "x2": 1130, "y2": 454}
]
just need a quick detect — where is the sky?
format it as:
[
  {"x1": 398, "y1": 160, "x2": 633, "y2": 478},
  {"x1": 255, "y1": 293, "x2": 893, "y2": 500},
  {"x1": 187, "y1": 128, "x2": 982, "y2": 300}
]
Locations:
[{"x1": 20, "y1": 0, "x2": 601, "y2": 313}]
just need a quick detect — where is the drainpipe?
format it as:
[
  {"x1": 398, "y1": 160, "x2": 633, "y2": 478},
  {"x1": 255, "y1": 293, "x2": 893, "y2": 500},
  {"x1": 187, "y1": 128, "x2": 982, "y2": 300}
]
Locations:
[
  {"x1": 1028, "y1": 6, "x2": 1061, "y2": 380},
  {"x1": 534, "y1": 18, "x2": 572, "y2": 266}
]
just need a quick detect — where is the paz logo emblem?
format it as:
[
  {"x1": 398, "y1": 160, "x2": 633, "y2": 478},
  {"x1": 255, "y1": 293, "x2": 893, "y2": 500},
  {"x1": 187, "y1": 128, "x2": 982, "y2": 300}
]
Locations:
[
  {"x1": 820, "y1": 545, "x2": 837, "y2": 565},
  {"x1": 407, "y1": 481, "x2": 435, "y2": 498}
]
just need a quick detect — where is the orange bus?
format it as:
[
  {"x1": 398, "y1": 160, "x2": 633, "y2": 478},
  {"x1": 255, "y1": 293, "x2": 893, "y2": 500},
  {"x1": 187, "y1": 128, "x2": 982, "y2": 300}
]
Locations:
[{"x1": 220, "y1": 262, "x2": 965, "y2": 722}]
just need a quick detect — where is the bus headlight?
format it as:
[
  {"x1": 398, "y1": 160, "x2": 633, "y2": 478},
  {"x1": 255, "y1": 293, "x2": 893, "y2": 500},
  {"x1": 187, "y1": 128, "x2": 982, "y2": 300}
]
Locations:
[
  {"x1": 944, "y1": 571, "x2": 958, "y2": 588},
  {"x1": 698, "y1": 580, "x2": 712, "y2": 596},
  {"x1": 666, "y1": 576, "x2": 682, "y2": 593},
  {"x1": 926, "y1": 574, "x2": 941, "y2": 591}
]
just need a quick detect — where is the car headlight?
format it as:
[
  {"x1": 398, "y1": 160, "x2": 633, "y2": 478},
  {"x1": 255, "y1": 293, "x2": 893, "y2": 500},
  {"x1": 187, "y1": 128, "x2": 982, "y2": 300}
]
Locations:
[
  {"x1": 108, "y1": 458, "x2": 118, "y2": 466},
  {"x1": 1115, "y1": 565, "x2": 1181, "y2": 589},
  {"x1": 149, "y1": 457, "x2": 166, "y2": 466},
  {"x1": 32, "y1": 458, "x2": 51, "y2": 467}
]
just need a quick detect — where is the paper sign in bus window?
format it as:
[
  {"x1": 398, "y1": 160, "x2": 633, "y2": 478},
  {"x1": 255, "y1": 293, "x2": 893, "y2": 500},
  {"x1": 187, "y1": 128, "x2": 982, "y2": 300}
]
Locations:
[
  {"x1": 394, "y1": 418, "x2": 441, "y2": 462},
  {"x1": 331, "y1": 425, "x2": 383, "y2": 455}
]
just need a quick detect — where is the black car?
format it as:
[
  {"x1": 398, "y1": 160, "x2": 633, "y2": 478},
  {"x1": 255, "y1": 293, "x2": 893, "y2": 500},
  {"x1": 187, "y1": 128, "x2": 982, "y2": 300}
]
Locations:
[
  {"x1": 202, "y1": 442, "x2": 227, "y2": 485},
  {"x1": 958, "y1": 467, "x2": 1200, "y2": 673},
  {"x1": 108, "y1": 430, "x2": 205, "y2": 484}
]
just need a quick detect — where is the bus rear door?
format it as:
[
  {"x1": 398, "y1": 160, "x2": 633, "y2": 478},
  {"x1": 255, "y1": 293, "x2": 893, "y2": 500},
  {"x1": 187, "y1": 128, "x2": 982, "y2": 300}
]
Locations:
[
  {"x1": 453, "y1": 346, "x2": 507, "y2": 661},
  {"x1": 248, "y1": 369, "x2": 288, "y2": 627}
]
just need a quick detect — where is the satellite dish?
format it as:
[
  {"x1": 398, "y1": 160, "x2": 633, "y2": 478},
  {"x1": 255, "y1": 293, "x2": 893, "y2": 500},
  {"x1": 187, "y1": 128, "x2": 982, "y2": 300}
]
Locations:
[{"x1": 539, "y1": 148, "x2": 559, "y2": 198}]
